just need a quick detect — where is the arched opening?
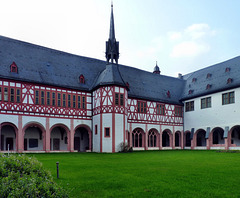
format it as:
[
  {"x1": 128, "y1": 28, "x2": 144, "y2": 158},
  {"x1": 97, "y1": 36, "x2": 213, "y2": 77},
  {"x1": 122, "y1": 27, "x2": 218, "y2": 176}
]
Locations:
[
  {"x1": 175, "y1": 131, "x2": 181, "y2": 147},
  {"x1": 185, "y1": 131, "x2": 191, "y2": 147},
  {"x1": 230, "y1": 125, "x2": 240, "y2": 146},
  {"x1": 212, "y1": 127, "x2": 224, "y2": 145},
  {"x1": 50, "y1": 125, "x2": 69, "y2": 151},
  {"x1": 74, "y1": 127, "x2": 89, "y2": 152},
  {"x1": 196, "y1": 129, "x2": 206, "y2": 146},
  {"x1": 148, "y1": 129, "x2": 159, "y2": 147},
  {"x1": 24, "y1": 126, "x2": 44, "y2": 151},
  {"x1": 132, "y1": 128, "x2": 144, "y2": 148},
  {"x1": 162, "y1": 130, "x2": 171, "y2": 147},
  {"x1": 1, "y1": 124, "x2": 17, "y2": 151}
]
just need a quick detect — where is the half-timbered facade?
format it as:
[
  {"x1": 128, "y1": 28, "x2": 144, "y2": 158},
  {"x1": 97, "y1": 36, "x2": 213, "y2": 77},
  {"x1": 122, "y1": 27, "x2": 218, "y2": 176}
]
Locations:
[{"x1": 1, "y1": 4, "x2": 240, "y2": 153}]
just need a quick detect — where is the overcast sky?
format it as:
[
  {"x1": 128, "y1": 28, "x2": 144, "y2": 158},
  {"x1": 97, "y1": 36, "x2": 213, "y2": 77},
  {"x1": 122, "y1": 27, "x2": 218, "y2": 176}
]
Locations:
[{"x1": 0, "y1": 0, "x2": 240, "y2": 77}]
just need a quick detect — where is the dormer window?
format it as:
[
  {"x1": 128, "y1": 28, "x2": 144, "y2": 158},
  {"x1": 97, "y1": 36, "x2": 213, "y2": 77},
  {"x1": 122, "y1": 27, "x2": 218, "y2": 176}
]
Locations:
[
  {"x1": 10, "y1": 62, "x2": 18, "y2": 73},
  {"x1": 167, "y1": 90, "x2": 171, "y2": 98},
  {"x1": 192, "y1": 78, "x2": 197, "y2": 83},
  {"x1": 225, "y1": 67, "x2": 230, "y2": 72},
  {"x1": 126, "y1": 82, "x2": 130, "y2": 89},
  {"x1": 227, "y1": 78, "x2": 233, "y2": 84},
  {"x1": 188, "y1": 90, "x2": 194, "y2": 94},
  {"x1": 79, "y1": 74, "x2": 85, "y2": 84},
  {"x1": 206, "y1": 84, "x2": 212, "y2": 90},
  {"x1": 206, "y1": 73, "x2": 212, "y2": 79}
]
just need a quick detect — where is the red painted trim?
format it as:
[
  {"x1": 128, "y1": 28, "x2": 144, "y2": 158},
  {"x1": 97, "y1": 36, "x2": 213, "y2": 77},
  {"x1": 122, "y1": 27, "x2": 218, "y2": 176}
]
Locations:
[
  {"x1": 100, "y1": 111, "x2": 102, "y2": 153},
  {"x1": 18, "y1": 115, "x2": 23, "y2": 152},
  {"x1": 104, "y1": 127, "x2": 111, "y2": 138},
  {"x1": 112, "y1": 113, "x2": 115, "y2": 152}
]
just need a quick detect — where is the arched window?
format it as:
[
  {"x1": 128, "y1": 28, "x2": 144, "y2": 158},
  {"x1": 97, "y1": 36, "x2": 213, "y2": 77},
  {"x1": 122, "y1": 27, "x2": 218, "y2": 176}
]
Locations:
[
  {"x1": 10, "y1": 62, "x2": 18, "y2": 73},
  {"x1": 79, "y1": 74, "x2": 85, "y2": 84},
  {"x1": 148, "y1": 129, "x2": 158, "y2": 147},
  {"x1": 132, "y1": 128, "x2": 144, "y2": 147}
]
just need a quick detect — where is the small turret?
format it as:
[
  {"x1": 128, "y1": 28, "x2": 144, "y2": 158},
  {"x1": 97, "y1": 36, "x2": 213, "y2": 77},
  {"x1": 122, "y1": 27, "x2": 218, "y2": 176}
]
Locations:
[{"x1": 153, "y1": 61, "x2": 161, "y2": 74}]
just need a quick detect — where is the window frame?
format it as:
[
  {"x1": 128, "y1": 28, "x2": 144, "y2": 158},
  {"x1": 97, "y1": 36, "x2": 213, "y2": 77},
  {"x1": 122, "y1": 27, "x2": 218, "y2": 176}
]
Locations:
[
  {"x1": 222, "y1": 91, "x2": 234, "y2": 105},
  {"x1": 201, "y1": 97, "x2": 211, "y2": 109},
  {"x1": 185, "y1": 101, "x2": 194, "y2": 112},
  {"x1": 156, "y1": 104, "x2": 165, "y2": 115},
  {"x1": 104, "y1": 127, "x2": 110, "y2": 138},
  {"x1": 137, "y1": 101, "x2": 147, "y2": 113}
]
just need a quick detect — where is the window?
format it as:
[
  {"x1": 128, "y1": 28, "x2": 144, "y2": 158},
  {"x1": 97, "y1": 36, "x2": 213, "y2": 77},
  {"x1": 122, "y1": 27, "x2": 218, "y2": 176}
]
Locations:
[
  {"x1": 167, "y1": 91, "x2": 171, "y2": 98},
  {"x1": 105, "y1": 128, "x2": 110, "y2": 137},
  {"x1": 10, "y1": 62, "x2": 18, "y2": 73},
  {"x1": 41, "y1": 91, "x2": 45, "y2": 105},
  {"x1": 16, "y1": 89, "x2": 21, "y2": 103},
  {"x1": 78, "y1": 96, "x2": 81, "y2": 108},
  {"x1": 156, "y1": 104, "x2": 165, "y2": 115},
  {"x1": 206, "y1": 73, "x2": 212, "y2": 78},
  {"x1": 222, "y1": 92, "x2": 234, "y2": 105},
  {"x1": 175, "y1": 107, "x2": 182, "y2": 117},
  {"x1": 46, "y1": 92, "x2": 50, "y2": 105},
  {"x1": 225, "y1": 67, "x2": 230, "y2": 72},
  {"x1": 185, "y1": 101, "x2": 194, "y2": 112},
  {"x1": 201, "y1": 97, "x2": 211, "y2": 109},
  {"x1": 10, "y1": 88, "x2": 14, "y2": 102},
  {"x1": 68, "y1": 95, "x2": 71, "y2": 108},
  {"x1": 206, "y1": 84, "x2": 212, "y2": 90},
  {"x1": 73, "y1": 95, "x2": 76, "y2": 108},
  {"x1": 62, "y1": 94, "x2": 66, "y2": 107},
  {"x1": 192, "y1": 78, "x2": 197, "y2": 82},
  {"x1": 52, "y1": 92, "x2": 56, "y2": 106},
  {"x1": 79, "y1": 74, "x2": 85, "y2": 84},
  {"x1": 227, "y1": 78, "x2": 233, "y2": 84},
  {"x1": 0, "y1": 87, "x2": 2, "y2": 101},
  {"x1": 95, "y1": 125, "x2": 98, "y2": 135},
  {"x1": 115, "y1": 93, "x2": 119, "y2": 105},
  {"x1": 137, "y1": 101, "x2": 147, "y2": 113},
  {"x1": 120, "y1": 94, "x2": 124, "y2": 106},
  {"x1": 35, "y1": 90, "x2": 39, "y2": 104},
  {"x1": 188, "y1": 90, "x2": 194, "y2": 94},
  {"x1": 82, "y1": 96, "x2": 86, "y2": 109},
  {"x1": 57, "y1": 93, "x2": 61, "y2": 107}
]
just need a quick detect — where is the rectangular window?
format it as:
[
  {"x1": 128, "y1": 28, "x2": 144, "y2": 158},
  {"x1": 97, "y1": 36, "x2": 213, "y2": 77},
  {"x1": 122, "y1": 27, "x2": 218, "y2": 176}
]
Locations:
[
  {"x1": 0, "y1": 87, "x2": 2, "y2": 101},
  {"x1": 35, "y1": 90, "x2": 39, "y2": 104},
  {"x1": 73, "y1": 95, "x2": 76, "y2": 108},
  {"x1": 157, "y1": 104, "x2": 165, "y2": 115},
  {"x1": 201, "y1": 97, "x2": 211, "y2": 109},
  {"x1": 10, "y1": 88, "x2": 14, "y2": 102},
  {"x1": 185, "y1": 101, "x2": 194, "y2": 112},
  {"x1": 68, "y1": 94, "x2": 71, "y2": 108},
  {"x1": 82, "y1": 96, "x2": 86, "y2": 109},
  {"x1": 120, "y1": 94, "x2": 124, "y2": 106},
  {"x1": 16, "y1": 89, "x2": 21, "y2": 103},
  {"x1": 57, "y1": 93, "x2": 61, "y2": 107},
  {"x1": 105, "y1": 128, "x2": 110, "y2": 137},
  {"x1": 62, "y1": 94, "x2": 66, "y2": 107},
  {"x1": 41, "y1": 91, "x2": 45, "y2": 105},
  {"x1": 46, "y1": 92, "x2": 50, "y2": 105},
  {"x1": 78, "y1": 96, "x2": 81, "y2": 109},
  {"x1": 175, "y1": 107, "x2": 182, "y2": 117},
  {"x1": 222, "y1": 92, "x2": 235, "y2": 105},
  {"x1": 4, "y1": 87, "x2": 8, "y2": 102},
  {"x1": 137, "y1": 101, "x2": 147, "y2": 113},
  {"x1": 95, "y1": 125, "x2": 98, "y2": 135},
  {"x1": 52, "y1": 92, "x2": 56, "y2": 106},
  {"x1": 115, "y1": 93, "x2": 119, "y2": 105}
]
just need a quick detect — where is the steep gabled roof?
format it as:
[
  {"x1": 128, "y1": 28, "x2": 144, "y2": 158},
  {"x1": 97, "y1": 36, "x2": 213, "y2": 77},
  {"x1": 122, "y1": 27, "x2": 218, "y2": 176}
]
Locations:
[{"x1": 181, "y1": 56, "x2": 240, "y2": 100}]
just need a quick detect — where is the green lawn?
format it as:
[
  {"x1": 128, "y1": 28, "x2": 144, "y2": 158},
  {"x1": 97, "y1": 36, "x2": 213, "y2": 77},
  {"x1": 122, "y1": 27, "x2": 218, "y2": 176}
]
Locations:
[{"x1": 30, "y1": 150, "x2": 240, "y2": 198}]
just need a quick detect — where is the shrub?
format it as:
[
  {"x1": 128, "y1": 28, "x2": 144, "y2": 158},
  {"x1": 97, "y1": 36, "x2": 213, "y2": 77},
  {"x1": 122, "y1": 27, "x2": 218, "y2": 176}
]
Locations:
[
  {"x1": 119, "y1": 142, "x2": 132, "y2": 153},
  {"x1": 0, "y1": 154, "x2": 68, "y2": 198}
]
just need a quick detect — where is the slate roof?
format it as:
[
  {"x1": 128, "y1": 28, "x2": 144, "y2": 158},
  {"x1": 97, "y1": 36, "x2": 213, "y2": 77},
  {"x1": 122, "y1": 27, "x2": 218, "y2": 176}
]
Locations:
[{"x1": 181, "y1": 56, "x2": 240, "y2": 100}]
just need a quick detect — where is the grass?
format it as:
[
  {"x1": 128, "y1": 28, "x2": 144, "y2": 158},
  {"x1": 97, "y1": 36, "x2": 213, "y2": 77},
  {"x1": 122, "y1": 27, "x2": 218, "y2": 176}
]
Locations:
[{"x1": 30, "y1": 150, "x2": 240, "y2": 198}]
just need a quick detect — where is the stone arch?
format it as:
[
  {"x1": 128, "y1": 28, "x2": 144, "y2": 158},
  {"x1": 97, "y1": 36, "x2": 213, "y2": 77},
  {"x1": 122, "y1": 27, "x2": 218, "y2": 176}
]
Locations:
[
  {"x1": 1, "y1": 122, "x2": 18, "y2": 151},
  {"x1": 74, "y1": 124, "x2": 92, "y2": 152},
  {"x1": 175, "y1": 131, "x2": 181, "y2": 147},
  {"x1": 184, "y1": 131, "x2": 191, "y2": 147},
  {"x1": 22, "y1": 122, "x2": 46, "y2": 151},
  {"x1": 132, "y1": 128, "x2": 145, "y2": 148},
  {"x1": 148, "y1": 128, "x2": 159, "y2": 147},
  {"x1": 210, "y1": 127, "x2": 224, "y2": 146},
  {"x1": 229, "y1": 125, "x2": 240, "y2": 146},
  {"x1": 50, "y1": 124, "x2": 70, "y2": 151},
  {"x1": 162, "y1": 129, "x2": 172, "y2": 147},
  {"x1": 194, "y1": 129, "x2": 206, "y2": 147}
]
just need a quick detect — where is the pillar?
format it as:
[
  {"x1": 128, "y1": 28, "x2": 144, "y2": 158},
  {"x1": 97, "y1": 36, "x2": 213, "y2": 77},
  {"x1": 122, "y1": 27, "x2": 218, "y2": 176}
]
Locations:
[{"x1": 45, "y1": 117, "x2": 50, "y2": 152}]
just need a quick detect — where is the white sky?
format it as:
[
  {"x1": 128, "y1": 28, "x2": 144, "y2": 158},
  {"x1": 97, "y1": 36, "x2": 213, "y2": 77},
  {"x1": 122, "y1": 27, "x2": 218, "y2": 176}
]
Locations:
[{"x1": 0, "y1": 0, "x2": 240, "y2": 77}]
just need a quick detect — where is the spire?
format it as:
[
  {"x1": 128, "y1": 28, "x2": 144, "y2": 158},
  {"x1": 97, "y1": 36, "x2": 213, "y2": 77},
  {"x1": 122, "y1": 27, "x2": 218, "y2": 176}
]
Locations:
[
  {"x1": 153, "y1": 61, "x2": 161, "y2": 74},
  {"x1": 106, "y1": 2, "x2": 119, "y2": 64}
]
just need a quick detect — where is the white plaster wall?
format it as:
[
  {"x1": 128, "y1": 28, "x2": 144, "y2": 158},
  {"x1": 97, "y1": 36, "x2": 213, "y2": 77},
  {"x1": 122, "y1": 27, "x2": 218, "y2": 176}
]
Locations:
[
  {"x1": 115, "y1": 114, "x2": 124, "y2": 152},
  {"x1": 162, "y1": 125, "x2": 173, "y2": 133},
  {"x1": 24, "y1": 127, "x2": 43, "y2": 151},
  {"x1": 131, "y1": 123, "x2": 146, "y2": 132},
  {"x1": 102, "y1": 113, "x2": 112, "y2": 152},
  {"x1": 0, "y1": 114, "x2": 18, "y2": 127},
  {"x1": 22, "y1": 116, "x2": 46, "y2": 129},
  {"x1": 93, "y1": 114, "x2": 100, "y2": 152},
  {"x1": 74, "y1": 119, "x2": 91, "y2": 130},
  {"x1": 184, "y1": 88, "x2": 240, "y2": 132},
  {"x1": 49, "y1": 118, "x2": 70, "y2": 130}
]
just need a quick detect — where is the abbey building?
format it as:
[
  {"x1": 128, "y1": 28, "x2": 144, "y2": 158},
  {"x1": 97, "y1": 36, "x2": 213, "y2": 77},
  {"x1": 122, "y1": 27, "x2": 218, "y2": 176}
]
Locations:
[{"x1": 1, "y1": 5, "x2": 240, "y2": 153}]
